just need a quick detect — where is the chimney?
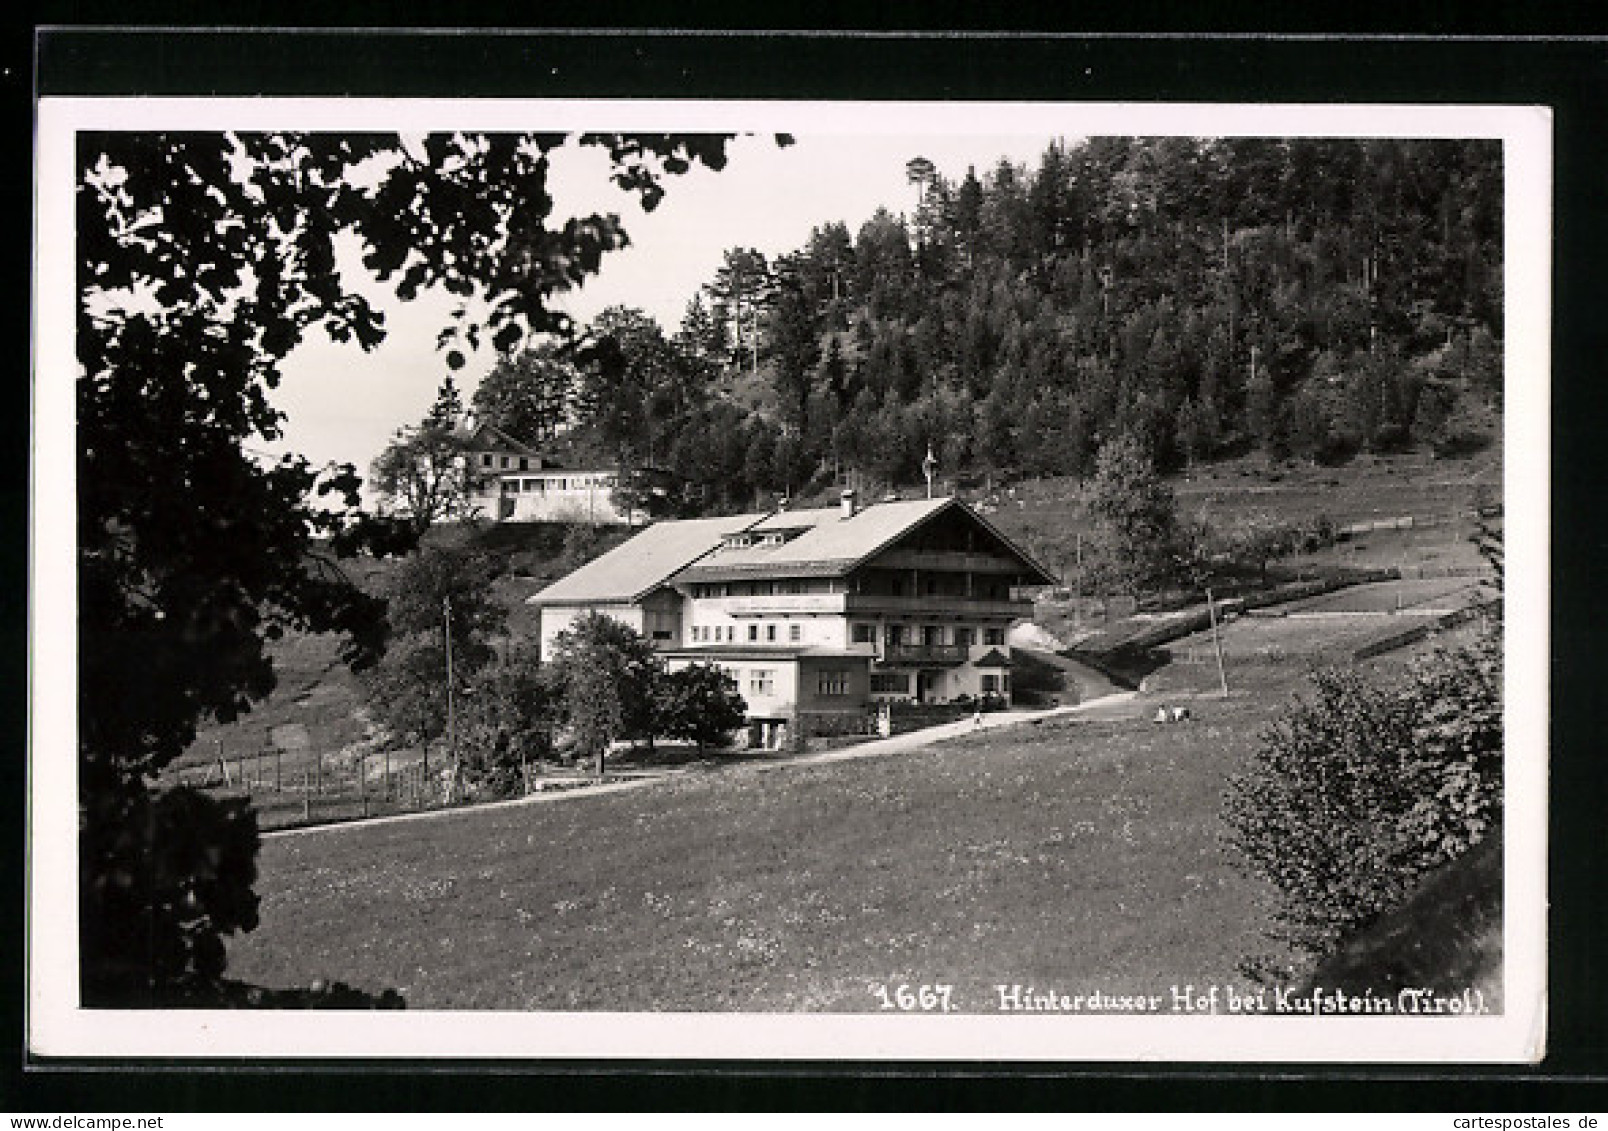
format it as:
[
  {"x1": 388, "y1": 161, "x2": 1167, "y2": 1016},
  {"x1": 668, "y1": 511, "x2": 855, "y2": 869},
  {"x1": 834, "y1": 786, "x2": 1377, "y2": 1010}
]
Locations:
[
  {"x1": 777, "y1": 495, "x2": 790, "y2": 512},
  {"x1": 840, "y1": 487, "x2": 858, "y2": 520}
]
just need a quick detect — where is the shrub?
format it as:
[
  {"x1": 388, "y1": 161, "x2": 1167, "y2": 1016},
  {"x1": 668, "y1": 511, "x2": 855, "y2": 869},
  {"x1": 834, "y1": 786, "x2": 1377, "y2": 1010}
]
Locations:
[
  {"x1": 1222, "y1": 629, "x2": 1501, "y2": 962},
  {"x1": 656, "y1": 663, "x2": 747, "y2": 753}
]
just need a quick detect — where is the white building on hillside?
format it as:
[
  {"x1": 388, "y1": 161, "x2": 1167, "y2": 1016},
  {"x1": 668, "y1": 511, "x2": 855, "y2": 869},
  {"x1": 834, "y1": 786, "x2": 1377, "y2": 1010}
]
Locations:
[
  {"x1": 462, "y1": 423, "x2": 641, "y2": 525},
  {"x1": 527, "y1": 491, "x2": 1058, "y2": 742}
]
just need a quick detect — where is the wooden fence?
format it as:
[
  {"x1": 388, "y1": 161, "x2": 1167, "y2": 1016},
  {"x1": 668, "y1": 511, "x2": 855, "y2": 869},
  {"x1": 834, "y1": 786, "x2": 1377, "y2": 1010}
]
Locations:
[{"x1": 177, "y1": 743, "x2": 454, "y2": 831}]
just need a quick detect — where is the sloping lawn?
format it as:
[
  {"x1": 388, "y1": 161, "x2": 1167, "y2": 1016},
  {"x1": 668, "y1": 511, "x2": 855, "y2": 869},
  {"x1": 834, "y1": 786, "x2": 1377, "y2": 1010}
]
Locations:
[{"x1": 226, "y1": 693, "x2": 1293, "y2": 1012}]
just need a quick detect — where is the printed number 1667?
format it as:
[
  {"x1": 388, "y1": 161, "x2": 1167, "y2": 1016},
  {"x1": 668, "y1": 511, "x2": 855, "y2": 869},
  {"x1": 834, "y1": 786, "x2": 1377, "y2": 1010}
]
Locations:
[{"x1": 871, "y1": 983, "x2": 955, "y2": 1011}]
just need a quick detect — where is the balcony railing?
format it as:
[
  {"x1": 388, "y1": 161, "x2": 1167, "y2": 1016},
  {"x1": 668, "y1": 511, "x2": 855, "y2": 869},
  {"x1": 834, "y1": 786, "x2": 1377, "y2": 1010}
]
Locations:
[
  {"x1": 715, "y1": 593, "x2": 848, "y2": 616},
  {"x1": 709, "y1": 593, "x2": 1031, "y2": 617},
  {"x1": 845, "y1": 594, "x2": 1031, "y2": 617},
  {"x1": 881, "y1": 642, "x2": 968, "y2": 666}
]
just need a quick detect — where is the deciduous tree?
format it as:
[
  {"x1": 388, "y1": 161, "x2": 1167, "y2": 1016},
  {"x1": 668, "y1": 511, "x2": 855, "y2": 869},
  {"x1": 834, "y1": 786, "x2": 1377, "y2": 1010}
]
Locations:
[
  {"x1": 469, "y1": 342, "x2": 577, "y2": 443},
  {"x1": 547, "y1": 612, "x2": 663, "y2": 775},
  {"x1": 369, "y1": 377, "x2": 482, "y2": 530},
  {"x1": 77, "y1": 127, "x2": 751, "y2": 1002},
  {"x1": 656, "y1": 663, "x2": 748, "y2": 754},
  {"x1": 1082, "y1": 433, "x2": 1188, "y2": 597}
]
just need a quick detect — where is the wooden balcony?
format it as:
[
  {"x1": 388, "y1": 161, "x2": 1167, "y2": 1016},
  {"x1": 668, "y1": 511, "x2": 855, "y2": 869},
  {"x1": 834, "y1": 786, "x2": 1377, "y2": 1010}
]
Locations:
[
  {"x1": 880, "y1": 642, "x2": 968, "y2": 666},
  {"x1": 706, "y1": 593, "x2": 1032, "y2": 619},
  {"x1": 845, "y1": 594, "x2": 1031, "y2": 618},
  {"x1": 715, "y1": 593, "x2": 848, "y2": 616},
  {"x1": 873, "y1": 549, "x2": 1028, "y2": 574}
]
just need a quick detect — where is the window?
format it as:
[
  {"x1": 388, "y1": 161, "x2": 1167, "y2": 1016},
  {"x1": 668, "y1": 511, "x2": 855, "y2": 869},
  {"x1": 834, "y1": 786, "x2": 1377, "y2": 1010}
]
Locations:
[
  {"x1": 955, "y1": 627, "x2": 974, "y2": 650},
  {"x1": 885, "y1": 624, "x2": 904, "y2": 646},
  {"x1": 501, "y1": 456, "x2": 510, "y2": 469},
  {"x1": 923, "y1": 625, "x2": 943, "y2": 646},
  {"x1": 984, "y1": 627, "x2": 1006, "y2": 646},
  {"x1": 817, "y1": 669, "x2": 849, "y2": 696},
  {"x1": 748, "y1": 670, "x2": 775, "y2": 697},
  {"x1": 872, "y1": 673, "x2": 911, "y2": 695},
  {"x1": 519, "y1": 457, "x2": 529, "y2": 470},
  {"x1": 481, "y1": 454, "x2": 493, "y2": 467},
  {"x1": 852, "y1": 623, "x2": 876, "y2": 644},
  {"x1": 766, "y1": 624, "x2": 777, "y2": 642},
  {"x1": 788, "y1": 624, "x2": 802, "y2": 642},
  {"x1": 981, "y1": 674, "x2": 1001, "y2": 694},
  {"x1": 748, "y1": 624, "x2": 759, "y2": 642}
]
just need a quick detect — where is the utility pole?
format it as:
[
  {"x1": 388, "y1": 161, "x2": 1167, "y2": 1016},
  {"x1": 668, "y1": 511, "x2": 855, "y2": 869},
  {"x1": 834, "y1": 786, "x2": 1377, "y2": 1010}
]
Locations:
[
  {"x1": 1074, "y1": 531, "x2": 1083, "y2": 631},
  {"x1": 1206, "y1": 587, "x2": 1230, "y2": 697},
  {"x1": 922, "y1": 444, "x2": 937, "y2": 499},
  {"x1": 443, "y1": 595, "x2": 456, "y2": 794}
]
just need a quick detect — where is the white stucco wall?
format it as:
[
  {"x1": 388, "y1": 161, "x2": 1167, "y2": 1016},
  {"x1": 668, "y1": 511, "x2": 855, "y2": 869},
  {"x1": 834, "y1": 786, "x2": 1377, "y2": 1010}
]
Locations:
[{"x1": 537, "y1": 603, "x2": 643, "y2": 660}]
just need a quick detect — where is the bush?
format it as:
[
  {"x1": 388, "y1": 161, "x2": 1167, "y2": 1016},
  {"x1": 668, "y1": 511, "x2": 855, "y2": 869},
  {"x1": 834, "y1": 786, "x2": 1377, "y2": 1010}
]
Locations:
[
  {"x1": 656, "y1": 663, "x2": 747, "y2": 752},
  {"x1": 1222, "y1": 630, "x2": 1501, "y2": 962}
]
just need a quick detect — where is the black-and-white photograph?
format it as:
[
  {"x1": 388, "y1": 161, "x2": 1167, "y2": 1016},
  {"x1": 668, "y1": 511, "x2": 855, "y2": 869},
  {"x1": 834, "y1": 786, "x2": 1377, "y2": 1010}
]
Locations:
[{"x1": 31, "y1": 88, "x2": 1549, "y2": 1064}]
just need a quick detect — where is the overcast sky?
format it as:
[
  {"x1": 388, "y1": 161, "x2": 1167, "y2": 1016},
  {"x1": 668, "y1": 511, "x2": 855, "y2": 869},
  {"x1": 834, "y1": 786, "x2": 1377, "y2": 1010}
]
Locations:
[{"x1": 264, "y1": 132, "x2": 1063, "y2": 477}]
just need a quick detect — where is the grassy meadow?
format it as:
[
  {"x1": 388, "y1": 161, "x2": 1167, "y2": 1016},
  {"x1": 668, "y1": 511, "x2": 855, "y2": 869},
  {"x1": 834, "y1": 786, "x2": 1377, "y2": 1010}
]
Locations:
[{"x1": 225, "y1": 681, "x2": 1298, "y2": 1011}]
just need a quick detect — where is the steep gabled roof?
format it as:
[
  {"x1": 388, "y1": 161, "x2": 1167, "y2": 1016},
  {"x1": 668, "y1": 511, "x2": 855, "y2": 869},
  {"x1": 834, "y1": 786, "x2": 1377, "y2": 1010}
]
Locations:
[
  {"x1": 673, "y1": 496, "x2": 1058, "y2": 586},
  {"x1": 526, "y1": 512, "x2": 767, "y2": 607}
]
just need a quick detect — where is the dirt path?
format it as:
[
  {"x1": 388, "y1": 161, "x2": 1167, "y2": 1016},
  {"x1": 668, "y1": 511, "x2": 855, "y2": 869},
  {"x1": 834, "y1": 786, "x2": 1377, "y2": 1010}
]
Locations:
[
  {"x1": 263, "y1": 687, "x2": 1139, "y2": 841},
  {"x1": 1015, "y1": 646, "x2": 1123, "y2": 703}
]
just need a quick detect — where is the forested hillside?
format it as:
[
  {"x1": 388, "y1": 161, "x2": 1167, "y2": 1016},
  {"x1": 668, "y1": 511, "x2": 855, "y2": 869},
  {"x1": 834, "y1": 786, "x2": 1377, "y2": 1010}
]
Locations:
[{"x1": 473, "y1": 136, "x2": 1503, "y2": 515}]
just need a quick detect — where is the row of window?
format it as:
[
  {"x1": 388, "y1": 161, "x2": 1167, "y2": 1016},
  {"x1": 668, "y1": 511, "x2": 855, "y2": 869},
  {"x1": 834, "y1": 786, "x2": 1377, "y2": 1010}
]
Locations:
[
  {"x1": 721, "y1": 530, "x2": 797, "y2": 550},
  {"x1": 691, "y1": 579, "x2": 836, "y2": 598},
  {"x1": 850, "y1": 623, "x2": 1006, "y2": 647},
  {"x1": 866, "y1": 672, "x2": 1010, "y2": 696},
  {"x1": 499, "y1": 474, "x2": 617, "y2": 494},
  {"x1": 691, "y1": 623, "x2": 804, "y2": 644},
  {"x1": 482, "y1": 453, "x2": 532, "y2": 471},
  {"x1": 817, "y1": 670, "x2": 850, "y2": 697},
  {"x1": 689, "y1": 622, "x2": 1007, "y2": 647}
]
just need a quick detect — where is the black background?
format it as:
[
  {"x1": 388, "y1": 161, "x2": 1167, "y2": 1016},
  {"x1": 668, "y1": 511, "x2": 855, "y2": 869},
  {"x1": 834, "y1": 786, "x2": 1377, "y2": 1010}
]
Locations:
[{"x1": 13, "y1": 12, "x2": 1607, "y2": 1113}]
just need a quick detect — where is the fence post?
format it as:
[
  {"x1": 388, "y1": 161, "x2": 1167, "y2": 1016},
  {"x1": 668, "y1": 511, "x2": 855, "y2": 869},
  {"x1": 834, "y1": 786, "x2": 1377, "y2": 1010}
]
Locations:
[
  {"x1": 302, "y1": 771, "x2": 311, "y2": 822},
  {"x1": 276, "y1": 749, "x2": 282, "y2": 793},
  {"x1": 315, "y1": 749, "x2": 323, "y2": 795},
  {"x1": 359, "y1": 750, "x2": 367, "y2": 818}
]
